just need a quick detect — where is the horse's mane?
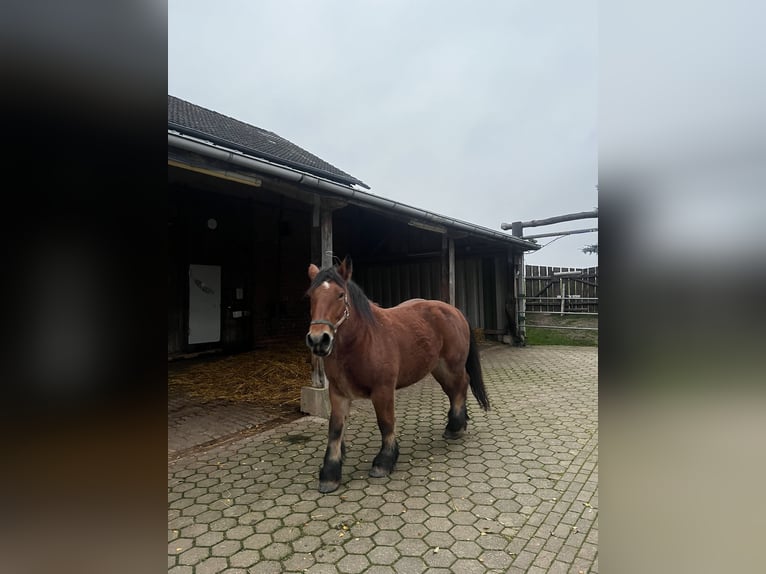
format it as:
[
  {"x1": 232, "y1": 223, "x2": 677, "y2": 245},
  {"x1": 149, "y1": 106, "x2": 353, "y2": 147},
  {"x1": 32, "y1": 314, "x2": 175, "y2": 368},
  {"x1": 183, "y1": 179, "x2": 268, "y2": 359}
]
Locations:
[{"x1": 308, "y1": 267, "x2": 377, "y2": 327}]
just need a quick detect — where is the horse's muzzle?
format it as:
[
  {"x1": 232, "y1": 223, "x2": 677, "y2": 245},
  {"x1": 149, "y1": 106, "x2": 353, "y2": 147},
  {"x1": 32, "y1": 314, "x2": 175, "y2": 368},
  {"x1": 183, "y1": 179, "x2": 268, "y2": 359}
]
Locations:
[{"x1": 306, "y1": 331, "x2": 333, "y2": 357}]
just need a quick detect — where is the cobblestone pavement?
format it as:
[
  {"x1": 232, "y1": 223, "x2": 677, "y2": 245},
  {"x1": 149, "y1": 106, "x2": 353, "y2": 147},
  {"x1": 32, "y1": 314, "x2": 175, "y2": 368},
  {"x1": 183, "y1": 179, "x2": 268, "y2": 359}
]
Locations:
[
  {"x1": 169, "y1": 387, "x2": 298, "y2": 458},
  {"x1": 168, "y1": 344, "x2": 598, "y2": 573}
]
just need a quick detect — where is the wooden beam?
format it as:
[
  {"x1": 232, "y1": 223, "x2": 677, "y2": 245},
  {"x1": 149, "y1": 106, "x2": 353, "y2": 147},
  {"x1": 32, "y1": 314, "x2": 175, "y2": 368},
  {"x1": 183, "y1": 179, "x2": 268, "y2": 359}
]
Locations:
[
  {"x1": 534, "y1": 281, "x2": 555, "y2": 298},
  {"x1": 501, "y1": 209, "x2": 598, "y2": 230},
  {"x1": 168, "y1": 159, "x2": 263, "y2": 188}
]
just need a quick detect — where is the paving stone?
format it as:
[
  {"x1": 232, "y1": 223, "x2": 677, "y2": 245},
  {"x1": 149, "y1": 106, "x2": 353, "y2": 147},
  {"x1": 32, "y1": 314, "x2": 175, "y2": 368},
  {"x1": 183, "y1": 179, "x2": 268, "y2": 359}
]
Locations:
[
  {"x1": 557, "y1": 543, "x2": 579, "y2": 563},
  {"x1": 393, "y1": 555, "x2": 427, "y2": 573},
  {"x1": 398, "y1": 536, "x2": 429, "y2": 557},
  {"x1": 337, "y1": 553, "x2": 370, "y2": 573},
  {"x1": 177, "y1": 546, "x2": 208, "y2": 566},
  {"x1": 450, "y1": 524, "x2": 480, "y2": 541},
  {"x1": 242, "y1": 532, "x2": 271, "y2": 550},
  {"x1": 261, "y1": 541, "x2": 291, "y2": 560},
  {"x1": 228, "y1": 549, "x2": 260, "y2": 568},
  {"x1": 169, "y1": 538, "x2": 193, "y2": 555},
  {"x1": 422, "y1": 546, "x2": 457, "y2": 568},
  {"x1": 195, "y1": 556, "x2": 227, "y2": 574},
  {"x1": 423, "y1": 531, "x2": 454, "y2": 549},
  {"x1": 451, "y1": 558, "x2": 487, "y2": 574},
  {"x1": 481, "y1": 549, "x2": 514, "y2": 570},
  {"x1": 168, "y1": 346, "x2": 598, "y2": 574},
  {"x1": 211, "y1": 539, "x2": 241, "y2": 557},
  {"x1": 423, "y1": 517, "x2": 452, "y2": 532},
  {"x1": 247, "y1": 560, "x2": 282, "y2": 573},
  {"x1": 511, "y1": 549, "x2": 537, "y2": 570},
  {"x1": 283, "y1": 552, "x2": 315, "y2": 571},
  {"x1": 450, "y1": 539, "x2": 482, "y2": 559},
  {"x1": 367, "y1": 545, "x2": 400, "y2": 565}
]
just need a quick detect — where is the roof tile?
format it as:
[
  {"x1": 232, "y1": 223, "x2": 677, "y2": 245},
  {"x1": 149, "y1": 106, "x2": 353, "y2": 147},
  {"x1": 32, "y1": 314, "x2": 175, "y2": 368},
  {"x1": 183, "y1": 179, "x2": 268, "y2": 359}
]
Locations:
[{"x1": 168, "y1": 95, "x2": 368, "y2": 188}]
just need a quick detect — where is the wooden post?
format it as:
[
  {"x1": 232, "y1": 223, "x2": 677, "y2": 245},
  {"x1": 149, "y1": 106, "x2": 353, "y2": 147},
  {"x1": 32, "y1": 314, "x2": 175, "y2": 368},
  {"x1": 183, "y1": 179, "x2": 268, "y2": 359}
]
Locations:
[
  {"x1": 440, "y1": 234, "x2": 449, "y2": 302},
  {"x1": 513, "y1": 250, "x2": 526, "y2": 345},
  {"x1": 448, "y1": 238, "x2": 455, "y2": 306},
  {"x1": 503, "y1": 247, "x2": 519, "y2": 344},
  {"x1": 510, "y1": 223, "x2": 526, "y2": 346},
  {"x1": 311, "y1": 196, "x2": 321, "y2": 266},
  {"x1": 305, "y1": 196, "x2": 331, "y2": 407},
  {"x1": 560, "y1": 278, "x2": 565, "y2": 316},
  {"x1": 320, "y1": 205, "x2": 333, "y2": 268},
  {"x1": 310, "y1": 354, "x2": 328, "y2": 390}
]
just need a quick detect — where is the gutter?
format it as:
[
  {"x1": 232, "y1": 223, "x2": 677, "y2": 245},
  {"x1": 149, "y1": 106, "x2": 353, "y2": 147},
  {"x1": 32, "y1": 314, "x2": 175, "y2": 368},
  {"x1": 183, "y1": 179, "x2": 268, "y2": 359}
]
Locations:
[{"x1": 168, "y1": 131, "x2": 540, "y2": 251}]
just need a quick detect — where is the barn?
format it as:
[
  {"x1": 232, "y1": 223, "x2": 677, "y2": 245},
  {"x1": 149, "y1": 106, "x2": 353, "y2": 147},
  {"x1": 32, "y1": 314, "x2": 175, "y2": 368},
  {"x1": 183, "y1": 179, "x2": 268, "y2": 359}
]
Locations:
[{"x1": 168, "y1": 95, "x2": 540, "y2": 359}]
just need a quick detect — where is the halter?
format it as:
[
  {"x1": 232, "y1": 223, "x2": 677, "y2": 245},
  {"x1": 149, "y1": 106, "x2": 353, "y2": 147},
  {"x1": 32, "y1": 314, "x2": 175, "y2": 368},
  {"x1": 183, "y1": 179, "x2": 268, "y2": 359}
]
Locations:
[{"x1": 309, "y1": 295, "x2": 350, "y2": 334}]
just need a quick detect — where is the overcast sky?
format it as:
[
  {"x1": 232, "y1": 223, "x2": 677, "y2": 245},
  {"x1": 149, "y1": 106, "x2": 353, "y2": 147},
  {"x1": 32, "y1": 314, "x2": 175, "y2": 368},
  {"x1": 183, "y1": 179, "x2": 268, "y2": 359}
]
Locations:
[{"x1": 168, "y1": 0, "x2": 598, "y2": 268}]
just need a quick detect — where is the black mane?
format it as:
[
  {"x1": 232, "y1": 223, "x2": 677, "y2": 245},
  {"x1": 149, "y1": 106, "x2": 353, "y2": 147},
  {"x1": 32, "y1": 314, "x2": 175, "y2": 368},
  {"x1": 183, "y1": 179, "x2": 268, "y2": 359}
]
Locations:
[{"x1": 308, "y1": 267, "x2": 377, "y2": 326}]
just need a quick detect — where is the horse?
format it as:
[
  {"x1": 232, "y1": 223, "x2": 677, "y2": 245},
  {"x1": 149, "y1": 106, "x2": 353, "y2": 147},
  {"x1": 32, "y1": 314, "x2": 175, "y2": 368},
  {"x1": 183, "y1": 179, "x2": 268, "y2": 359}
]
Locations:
[{"x1": 305, "y1": 256, "x2": 490, "y2": 493}]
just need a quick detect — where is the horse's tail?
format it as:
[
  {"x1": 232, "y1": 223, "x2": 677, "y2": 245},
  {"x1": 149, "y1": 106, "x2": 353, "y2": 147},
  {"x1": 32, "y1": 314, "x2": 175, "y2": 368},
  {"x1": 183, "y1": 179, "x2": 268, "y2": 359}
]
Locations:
[{"x1": 466, "y1": 330, "x2": 490, "y2": 411}]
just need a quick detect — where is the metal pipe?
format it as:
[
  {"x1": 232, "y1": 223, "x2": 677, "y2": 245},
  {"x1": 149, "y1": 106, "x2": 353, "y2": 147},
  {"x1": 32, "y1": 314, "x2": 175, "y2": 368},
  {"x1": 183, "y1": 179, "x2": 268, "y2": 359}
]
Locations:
[
  {"x1": 527, "y1": 295, "x2": 598, "y2": 301},
  {"x1": 523, "y1": 227, "x2": 598, "y2": 240},
  {"x1": 526, "y1": 325, "x2": 599, "y2": 331},
  {"x1": 525, "y1": 311, "x2": 598, "y2": 315}
]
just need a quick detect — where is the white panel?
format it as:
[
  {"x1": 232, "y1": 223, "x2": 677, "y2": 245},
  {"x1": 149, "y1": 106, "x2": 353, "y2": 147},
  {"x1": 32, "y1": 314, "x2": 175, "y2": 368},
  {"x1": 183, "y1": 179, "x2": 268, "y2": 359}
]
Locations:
[{"x1": 188, "y1": 264, "x2": 221, "y2": 344}]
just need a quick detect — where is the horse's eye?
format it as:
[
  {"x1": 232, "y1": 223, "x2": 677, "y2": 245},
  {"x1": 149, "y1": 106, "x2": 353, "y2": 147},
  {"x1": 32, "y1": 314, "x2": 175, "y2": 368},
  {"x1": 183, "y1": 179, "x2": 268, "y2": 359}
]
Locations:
[{"x1": 338, "y1": 292, "x2": 345, "y2": 299}]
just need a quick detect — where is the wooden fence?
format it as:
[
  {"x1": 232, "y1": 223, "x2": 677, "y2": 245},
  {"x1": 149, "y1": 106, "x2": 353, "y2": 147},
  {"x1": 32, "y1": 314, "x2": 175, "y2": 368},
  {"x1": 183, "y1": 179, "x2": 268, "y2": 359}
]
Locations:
[{"x1": 525, "y1": 265, "x2": 598, "y2": 314}]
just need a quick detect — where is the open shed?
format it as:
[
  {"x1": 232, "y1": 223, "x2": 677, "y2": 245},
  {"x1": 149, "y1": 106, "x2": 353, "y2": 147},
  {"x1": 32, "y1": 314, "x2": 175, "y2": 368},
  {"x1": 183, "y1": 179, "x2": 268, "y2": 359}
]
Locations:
[{"x1": 168, "y1": 95, "x2": 539, "y2": 358}]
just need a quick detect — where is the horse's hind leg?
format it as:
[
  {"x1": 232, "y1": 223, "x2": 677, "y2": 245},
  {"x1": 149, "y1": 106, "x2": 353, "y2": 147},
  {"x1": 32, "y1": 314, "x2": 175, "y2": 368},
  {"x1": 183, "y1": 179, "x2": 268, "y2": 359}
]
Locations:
[
  {"x1": 319, "y1": 391, "x2": 351, "y2": 493},
  {"x1": 432, "y1": 361, "x2": 469, "y2": 439},
  {"x1": 369, "y1": 390, "x2": 399, "y2": 478}
]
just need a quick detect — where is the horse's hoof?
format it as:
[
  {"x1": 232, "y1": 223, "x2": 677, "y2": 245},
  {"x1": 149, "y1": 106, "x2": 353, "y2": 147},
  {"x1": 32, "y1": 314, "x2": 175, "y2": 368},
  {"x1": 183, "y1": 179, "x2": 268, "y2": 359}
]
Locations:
[
  {"x1": 318, "y1": 480, "x2": 340, "y2": 493},
  {"x1": 369, "y1": 466, "x2": 391, "y2": 478},
  {"x1": 443, "y1": 428, "x2": 465, "y2": 440}
]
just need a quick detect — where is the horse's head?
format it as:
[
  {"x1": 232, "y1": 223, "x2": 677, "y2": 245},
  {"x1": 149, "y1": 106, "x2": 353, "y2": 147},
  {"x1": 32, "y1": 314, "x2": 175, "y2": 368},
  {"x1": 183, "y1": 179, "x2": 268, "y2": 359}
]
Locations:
[{"x1": 305, "y1": 257, "x2": 352, "y2": 357}]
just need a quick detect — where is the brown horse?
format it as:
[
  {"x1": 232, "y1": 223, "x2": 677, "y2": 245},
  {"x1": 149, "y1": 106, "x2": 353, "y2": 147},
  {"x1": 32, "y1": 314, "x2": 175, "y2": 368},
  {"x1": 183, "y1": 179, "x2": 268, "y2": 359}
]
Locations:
[{"x1": 305, "y1": 257, "x2": 490, "y2": 493}]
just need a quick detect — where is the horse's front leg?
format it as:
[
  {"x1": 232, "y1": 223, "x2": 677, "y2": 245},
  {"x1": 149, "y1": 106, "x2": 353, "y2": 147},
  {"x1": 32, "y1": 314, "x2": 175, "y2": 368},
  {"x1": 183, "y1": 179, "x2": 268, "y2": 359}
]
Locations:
[
  {"x1": 370, "y1": 390, "x2": 399, "y2": 478},
  {"x1": 318, "y1": 391, "x2": 351, "y2": 493}
]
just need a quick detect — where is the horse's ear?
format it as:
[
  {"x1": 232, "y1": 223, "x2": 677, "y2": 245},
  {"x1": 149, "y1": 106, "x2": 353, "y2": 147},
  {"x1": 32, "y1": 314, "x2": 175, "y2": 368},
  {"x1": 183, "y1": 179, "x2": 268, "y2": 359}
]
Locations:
[
  {"x1": 308, "y1": 264, "x2": 320, "y2": 281},
  {"x1": 337, "y1": 256, "x2": 353, "y2": 281}
]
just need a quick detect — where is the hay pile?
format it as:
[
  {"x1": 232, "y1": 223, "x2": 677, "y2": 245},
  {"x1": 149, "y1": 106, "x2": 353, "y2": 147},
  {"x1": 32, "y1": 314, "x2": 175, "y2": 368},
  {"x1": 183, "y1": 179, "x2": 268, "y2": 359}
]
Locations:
[{"x1": 168, "y1": 341, "x2": 312, "y2": 407}]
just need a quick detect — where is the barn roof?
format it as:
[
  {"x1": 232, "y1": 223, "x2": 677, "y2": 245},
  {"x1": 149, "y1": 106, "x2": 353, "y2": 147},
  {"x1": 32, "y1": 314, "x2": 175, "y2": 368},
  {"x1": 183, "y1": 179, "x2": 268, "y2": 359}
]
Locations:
[
  {"x1": 168, "y1": 95, "x2": 539, "y2": 251},
  {"x1": 168, "y1": 95, "x2": 369, "y2": 189}
]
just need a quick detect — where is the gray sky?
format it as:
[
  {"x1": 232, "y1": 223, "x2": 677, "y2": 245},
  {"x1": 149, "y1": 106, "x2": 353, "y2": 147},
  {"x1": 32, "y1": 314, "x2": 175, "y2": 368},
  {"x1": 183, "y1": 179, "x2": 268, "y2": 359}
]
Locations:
[{"x1": 168, "y1": 0, "x2": 598, "y2": 268}]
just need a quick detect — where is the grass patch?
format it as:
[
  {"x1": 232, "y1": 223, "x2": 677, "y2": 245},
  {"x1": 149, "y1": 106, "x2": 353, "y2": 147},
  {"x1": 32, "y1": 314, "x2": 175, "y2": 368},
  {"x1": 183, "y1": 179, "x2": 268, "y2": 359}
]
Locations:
[{"x1": 525, "y1": 313, "x2": 598, "y2": 347}]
